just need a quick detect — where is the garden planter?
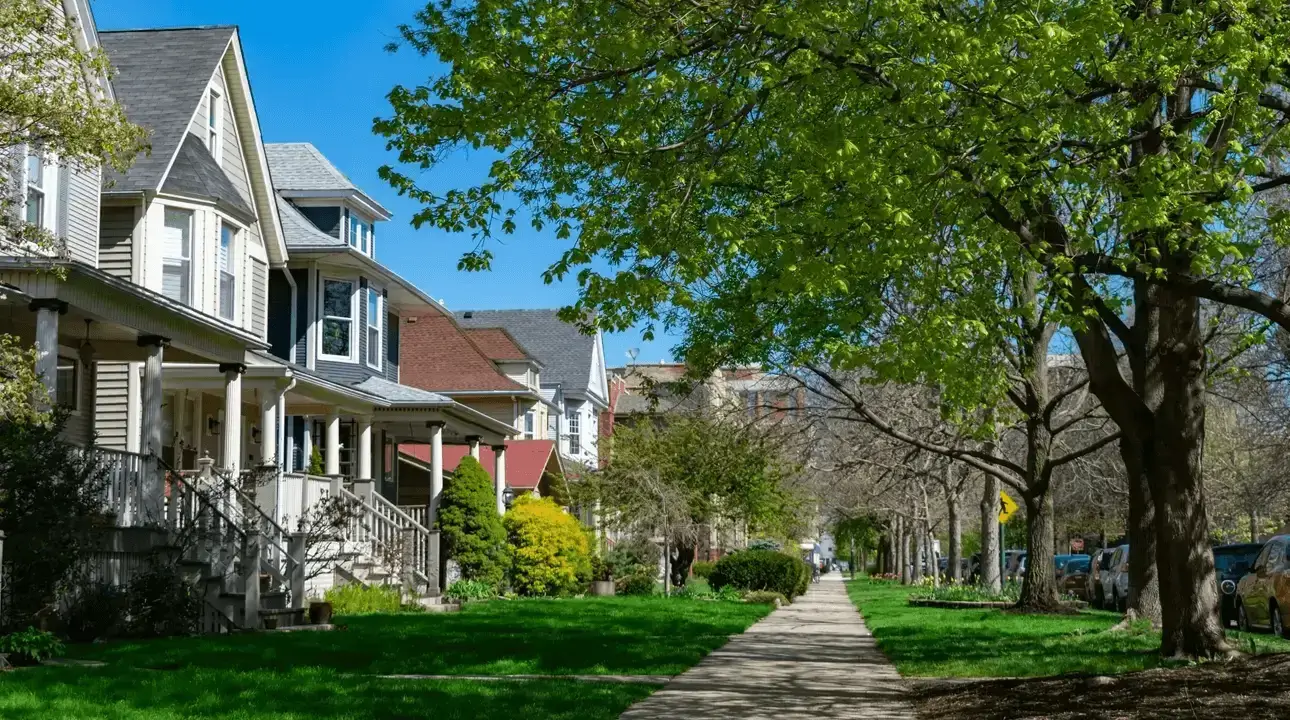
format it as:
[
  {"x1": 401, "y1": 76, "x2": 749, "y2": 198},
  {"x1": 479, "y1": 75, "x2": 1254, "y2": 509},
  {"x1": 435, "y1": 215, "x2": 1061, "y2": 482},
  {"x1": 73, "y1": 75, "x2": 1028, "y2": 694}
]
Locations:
[
  {"x1": 263, "y1": 616, "x2": 279, "y2": 630},
  {"x1": 308, "y1": 601, "x2": 333, "y2": 625},
  {"x1": 590, "y1": 580, "x2": 616, "y2": 597}
]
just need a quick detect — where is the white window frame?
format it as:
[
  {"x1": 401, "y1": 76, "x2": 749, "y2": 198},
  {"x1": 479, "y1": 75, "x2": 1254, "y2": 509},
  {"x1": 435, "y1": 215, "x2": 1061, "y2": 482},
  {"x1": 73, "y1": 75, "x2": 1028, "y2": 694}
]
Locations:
[
  {"x1": 365, "y1": 285, "x2": 383, "y2": 370},
  {"x1": 161, "y1": 206, "x2": 195, "y2": 306},
  {"x1": 22, "y1": 150, "x2": 60, "y2": 236},
  {"x1": 524, "y1": 411, "x2": 535, "y2": 440},
  {"x1": 567, "y1": 407, "x2": 580, "y2": 455},
  {"x1": 318, "y1": 277, "x2": 357, "y2": 362},
  {"x1": 56, "y1": 355, "x2": 79, "y2": 413},
  {"x1": 207, "y1": 86, "x2": 223, "y2": 163},
  {"x1": 217, "y1": 219, "x2": 240, "y2": 323}
]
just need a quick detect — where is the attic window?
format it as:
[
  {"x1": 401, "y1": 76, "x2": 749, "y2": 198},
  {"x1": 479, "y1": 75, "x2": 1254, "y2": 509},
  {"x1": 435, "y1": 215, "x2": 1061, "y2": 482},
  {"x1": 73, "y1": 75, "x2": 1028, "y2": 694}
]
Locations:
[
  {"x1": 462, "y1": 311, "x2": 473, "y2": 319},
  {"x1": 207, "y1": 87, "x2": 223, "y2": 163}
]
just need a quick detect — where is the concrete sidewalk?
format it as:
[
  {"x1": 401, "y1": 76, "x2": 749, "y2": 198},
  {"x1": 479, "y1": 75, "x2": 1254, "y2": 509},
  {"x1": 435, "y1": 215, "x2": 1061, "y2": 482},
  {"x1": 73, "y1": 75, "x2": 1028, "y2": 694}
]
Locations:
[{"x1": 620, "y1": 574, "x2": 913, "y2": 719}]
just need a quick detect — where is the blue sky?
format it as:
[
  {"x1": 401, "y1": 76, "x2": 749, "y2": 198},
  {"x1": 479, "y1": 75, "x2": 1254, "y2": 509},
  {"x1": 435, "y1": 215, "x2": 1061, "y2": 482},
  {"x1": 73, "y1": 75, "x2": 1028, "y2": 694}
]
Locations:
[{"x1": 91, "y1": 0, "x2": 679, "y2": 367}]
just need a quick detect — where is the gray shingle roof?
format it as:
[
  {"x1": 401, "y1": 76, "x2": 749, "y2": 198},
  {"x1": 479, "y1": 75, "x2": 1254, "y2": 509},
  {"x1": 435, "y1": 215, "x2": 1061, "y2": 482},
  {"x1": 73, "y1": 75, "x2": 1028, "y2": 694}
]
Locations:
[
  {"x1": 99, "y1": 27, "x2": 235, "y2": 193},
  {"x1": 276, "y1": 197, "x2": 345, "y2": 248},
  {"x1": 162, "y1": 135, "x2": 256, "y2": 219},
  {"x1": 264, "y1": 143, "x2": 357, "y2": 192},
  {"x1": 455, "y1": 310, "x2": 596, "y2": 399},
  {"x1": 352, "y1": 375, "x2": 453, "y2": 406}
]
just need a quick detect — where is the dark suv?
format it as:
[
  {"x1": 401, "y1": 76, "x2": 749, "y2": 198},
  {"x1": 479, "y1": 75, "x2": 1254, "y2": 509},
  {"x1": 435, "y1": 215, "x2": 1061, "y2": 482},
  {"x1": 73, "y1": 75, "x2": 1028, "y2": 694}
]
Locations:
[{"x1": 1215, "y1": 542, "x2": 1263, "y2": 626}]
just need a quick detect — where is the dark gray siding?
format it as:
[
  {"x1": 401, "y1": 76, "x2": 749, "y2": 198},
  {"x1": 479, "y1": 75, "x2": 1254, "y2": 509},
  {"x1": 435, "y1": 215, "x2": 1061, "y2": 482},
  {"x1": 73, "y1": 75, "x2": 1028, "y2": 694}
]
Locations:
[
  {"x1": 357, "y1": 277, "x2": 368, "y2": 372},
  {"x1": 385, "y1": 308, "x2": 399, "y2": 383},
  {"x1": 99, "y1": 206, "x2": 135, "y2": 279},
  {"x1": 267, "y1": 270, "x2": 294, "y2": 361},
  {"x1": 298, "y1": 206, "x2": 341, "y2": 238},
  {"x1": 291, "y1": 268, "x2": 309, "y2": 364}
]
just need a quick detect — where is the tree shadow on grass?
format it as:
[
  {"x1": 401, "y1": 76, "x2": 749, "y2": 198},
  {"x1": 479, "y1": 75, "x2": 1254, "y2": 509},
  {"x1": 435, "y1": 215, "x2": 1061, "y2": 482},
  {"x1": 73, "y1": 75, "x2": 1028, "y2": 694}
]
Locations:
[
  {"x1": 68, "y1": 597, "x2": 771, "y2": 677},
  {"x1": 0, "y1": 666, "x2": 655, "y2": 720}
]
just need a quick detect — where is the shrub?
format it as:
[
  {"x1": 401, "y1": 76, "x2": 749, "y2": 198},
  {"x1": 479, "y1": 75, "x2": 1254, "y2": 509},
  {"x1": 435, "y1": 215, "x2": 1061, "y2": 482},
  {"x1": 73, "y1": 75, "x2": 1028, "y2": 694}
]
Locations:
[
  {"x1": 690, "y1": 560, "x2": 716, "y2": 580},
  {"x1": 590, "y1": 555, "x2": 613, "y2": 581},
  {"x1": 125, "y1": 564, "x2": 201, "y2": 638},
  {"x1": 0, "y1": 627, "x2": 64, "y2": 665},
  {"x1": 709, "y1": 549, "x2": 812, "y2": 599},
  {"x1": 911, "y1": 580, "x2": 1021, "y2": 603},
  {"x1": 675, "y1": 581, "x2": 742, "y2": 602},
  {"x1": 605, "y1": 535, "x2": 660, "y2": 575},
  {"x1": 743, "y1": 590, "x2": 788, "y2": 606},
  {"x1": 323, "y1": 583, "x2": 410, "y2": 614},
  {"x1": 616, "y1": 565, "x2": 658, "y2": 596},
  {"x1": 437, "y1": 456, "x2": 509, "y2": 586},
  {"x1": 444, "y1": 579, "x2": 496, "y2": 603},
  {"x1": 504, "y1": 496, "x2": 592, "y2": 596},
  {"x1": 62, "y1": 582, "x2": 127, "y2": 642}
]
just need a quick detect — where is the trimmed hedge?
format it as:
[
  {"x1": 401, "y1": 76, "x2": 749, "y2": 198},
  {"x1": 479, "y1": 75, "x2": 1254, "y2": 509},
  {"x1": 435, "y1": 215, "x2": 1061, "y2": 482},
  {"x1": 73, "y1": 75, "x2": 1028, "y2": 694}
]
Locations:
[{"x1": 709, "y1": 549, "x2": 811, "y2": 599}]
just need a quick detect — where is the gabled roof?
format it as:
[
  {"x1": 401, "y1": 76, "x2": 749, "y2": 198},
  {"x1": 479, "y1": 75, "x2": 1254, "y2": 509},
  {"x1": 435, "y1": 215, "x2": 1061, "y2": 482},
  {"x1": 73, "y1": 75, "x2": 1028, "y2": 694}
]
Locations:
[
  {"x1": 463, "y1": 327, "x2": 540, "y2": 365},
  {"x1": 456, "y1": 309, "x2": 603, "y2": 403},
  {"x1": 162, "y1": 135, "x2": 256, "y2": 220},
  {"x1": 264, "y1": 143, "x2": 391, "y2": 219},
  {"x1": 99, "y1": 26, "x2": 235, "y2": 193},
  {"x1": 400, "y1": 440, "x2": 560, "y2": 491},
  {"x1": 398, "y1": 311, "x2": 529, "y2": 393}
]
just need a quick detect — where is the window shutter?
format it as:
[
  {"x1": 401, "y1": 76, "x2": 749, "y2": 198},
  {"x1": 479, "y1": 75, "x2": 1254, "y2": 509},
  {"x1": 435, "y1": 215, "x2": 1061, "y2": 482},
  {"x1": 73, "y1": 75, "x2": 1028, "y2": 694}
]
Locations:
[{"x1": 55, "y1": 164, "x2": 69, "y2": 241}]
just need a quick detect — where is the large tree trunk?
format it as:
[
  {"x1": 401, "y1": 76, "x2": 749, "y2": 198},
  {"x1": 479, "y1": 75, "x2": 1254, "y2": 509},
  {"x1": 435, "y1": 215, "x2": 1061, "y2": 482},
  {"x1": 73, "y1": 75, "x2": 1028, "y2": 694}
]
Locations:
[
  {"x1": 1151, "y1": 282, "x2": 1227, "y2": 659},
  {"x1": 980, "y1": 475, "x2": 1002, "y2": 592},
  {"x1": 1120, "y1": 434, "x2": 1162, "y2": 624},
  {"x1": 1250, "y1": 509, "x2": 1260, "y2": 543},
  {"x1": 670, "y1": 543, "x2": 695, "y2": 587},
  {"x1": 1017, "y1": 490, "x2": 1062, "y2": 611},
  {"x1": 947, "y1": 490, "x2": 962, "y2": 583}
]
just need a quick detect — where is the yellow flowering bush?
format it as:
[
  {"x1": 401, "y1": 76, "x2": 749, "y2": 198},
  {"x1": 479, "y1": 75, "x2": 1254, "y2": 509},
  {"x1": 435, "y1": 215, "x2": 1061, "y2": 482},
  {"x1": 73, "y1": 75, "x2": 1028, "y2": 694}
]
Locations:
[{"x1": 504, "y1": 495, "x2": 592, "y2": 596}]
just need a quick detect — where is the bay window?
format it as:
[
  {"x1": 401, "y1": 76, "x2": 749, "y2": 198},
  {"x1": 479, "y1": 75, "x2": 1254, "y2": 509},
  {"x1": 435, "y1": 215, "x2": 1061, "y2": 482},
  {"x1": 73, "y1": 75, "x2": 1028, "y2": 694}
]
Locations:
[
  {"x1": 366, "y1": 286, "x2": 382, "y2": 368},
  {"x1": 321, "y1": 278, "x2": 355, "y2": 360},
  {"x1": 162, "y1": 207, "x2": 193, "y2": 304},
  {"x1": 218, "y1": 221, "x2": 237, "y2": 321}
]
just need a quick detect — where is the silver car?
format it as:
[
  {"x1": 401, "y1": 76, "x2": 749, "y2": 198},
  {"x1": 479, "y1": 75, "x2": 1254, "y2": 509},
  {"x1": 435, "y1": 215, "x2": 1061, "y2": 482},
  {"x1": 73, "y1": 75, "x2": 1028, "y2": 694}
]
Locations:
[{"x1": 1104, "y1": 545, "x2": 1130, "y2": 611}]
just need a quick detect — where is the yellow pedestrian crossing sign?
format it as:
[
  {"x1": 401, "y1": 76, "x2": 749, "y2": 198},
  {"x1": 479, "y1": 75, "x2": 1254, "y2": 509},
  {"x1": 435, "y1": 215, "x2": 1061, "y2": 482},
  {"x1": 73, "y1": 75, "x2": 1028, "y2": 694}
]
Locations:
[{"x1": 999, "y1": 491, "x2": 1018, "y2": 524}]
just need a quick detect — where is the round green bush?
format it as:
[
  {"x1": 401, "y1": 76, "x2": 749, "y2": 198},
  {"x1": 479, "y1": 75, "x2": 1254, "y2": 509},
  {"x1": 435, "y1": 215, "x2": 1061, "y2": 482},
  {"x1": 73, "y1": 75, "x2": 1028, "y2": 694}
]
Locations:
[
  {"x1": 690, "y1": 560, "x2": 716, "y2": 580},
  {"x1": 616, "y1": 565, "x2": 658, "y2": 596},
  {"x1": 709, "y1": 549, "x2": 811, "y2": 599}
]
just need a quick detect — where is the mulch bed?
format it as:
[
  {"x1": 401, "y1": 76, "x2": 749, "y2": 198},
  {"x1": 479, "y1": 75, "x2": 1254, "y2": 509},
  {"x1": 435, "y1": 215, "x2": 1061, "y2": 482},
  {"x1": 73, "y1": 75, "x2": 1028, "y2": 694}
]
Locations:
[{"x1": 911, "y1": 653, "x2": 1290, "y2": 719}]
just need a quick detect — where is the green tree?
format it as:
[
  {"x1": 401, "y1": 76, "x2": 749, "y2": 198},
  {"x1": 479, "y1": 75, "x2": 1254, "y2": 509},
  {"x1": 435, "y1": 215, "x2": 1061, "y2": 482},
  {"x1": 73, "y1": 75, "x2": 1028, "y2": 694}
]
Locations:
[
  {"x1": 435, "y1": 456, "x2": 508, "y2": 586},
  {"x1": 376, "y1": 0, "x2": 1290, "y2": 659},
  {"x1": 590, "y1": 415, "x2": 801, "y2": 585},
  {"x1": 834, "y1": 516, "x2": 880, "y2": 578}
]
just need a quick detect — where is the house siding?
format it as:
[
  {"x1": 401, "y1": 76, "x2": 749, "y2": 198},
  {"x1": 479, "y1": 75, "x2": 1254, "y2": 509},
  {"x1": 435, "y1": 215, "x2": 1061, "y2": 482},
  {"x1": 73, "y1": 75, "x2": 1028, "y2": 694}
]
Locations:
[
  {"x1": 298, "y1": 206, "x2": 340, "y2": 238},
  {"x1": 291, "y1": 267, "x2": 309, "y2": 364},
  {"x1": 267, "y1": 269, "x2": 293, "y2": 361},
  {"x1": 248, "y1": 256, "x2": 268, "y2": 339},
  {"x1": 214, "y1": 64, "x2": 253, "y2": 207},
  {"x1": 98, "y1": 205, "x2": 135, "y2": 279},
  {"x1": 94, "y1": 362, "x2": 130, "y2": 451},
  {"x1": 63, "y1": 165, "x2": 101, "y2": 266}
]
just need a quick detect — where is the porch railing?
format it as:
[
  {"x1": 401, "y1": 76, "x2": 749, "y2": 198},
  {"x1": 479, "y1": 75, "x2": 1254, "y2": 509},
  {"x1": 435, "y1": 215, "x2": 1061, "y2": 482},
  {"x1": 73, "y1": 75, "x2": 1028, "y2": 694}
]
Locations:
[
  {"x1": 334, "y1": 481, "x2": 438, "y2": 595},
  {"x1": 398, "y1": 505, "x2": 430, "y2": 530},
  {"x1": 87, "y1": 446, "x2": 150, "y2": 528}
]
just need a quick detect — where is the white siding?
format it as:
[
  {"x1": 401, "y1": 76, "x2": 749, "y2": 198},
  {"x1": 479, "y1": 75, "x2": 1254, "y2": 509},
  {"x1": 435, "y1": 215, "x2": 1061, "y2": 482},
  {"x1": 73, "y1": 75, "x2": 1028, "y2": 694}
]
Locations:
[
  {"x1": 63, "y1": 164, "x2": 101, "y2": 266},
  {"x1": 98, "y1": 205, "x2": 134, "y2": 278},
  {"x1": 94, "y1": 362, "x2": 130, "y2": 451},
  {"x1": 215, "y1": 64, "x2": 253, "y2": 207},
  {"x1": 249, "y1": 256, "x2": 268, "y2": 339}
]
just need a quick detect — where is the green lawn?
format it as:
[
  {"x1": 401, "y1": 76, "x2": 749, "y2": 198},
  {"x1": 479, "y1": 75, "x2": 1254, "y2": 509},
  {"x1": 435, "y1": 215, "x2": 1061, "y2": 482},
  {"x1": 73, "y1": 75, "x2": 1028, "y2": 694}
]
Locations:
[
  {"x1": 846, "y1": 579, "x2": 1290, "y2": 678},
  {"x1": 3, "y1": 596, "x2": 768, "y2": 719}
]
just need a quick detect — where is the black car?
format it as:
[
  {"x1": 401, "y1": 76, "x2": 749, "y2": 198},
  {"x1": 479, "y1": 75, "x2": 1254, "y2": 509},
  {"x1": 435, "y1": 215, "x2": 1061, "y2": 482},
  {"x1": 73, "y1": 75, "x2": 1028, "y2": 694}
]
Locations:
[{"x1": 1214, "y1": 542, "x2": 1264, "y2": 625}]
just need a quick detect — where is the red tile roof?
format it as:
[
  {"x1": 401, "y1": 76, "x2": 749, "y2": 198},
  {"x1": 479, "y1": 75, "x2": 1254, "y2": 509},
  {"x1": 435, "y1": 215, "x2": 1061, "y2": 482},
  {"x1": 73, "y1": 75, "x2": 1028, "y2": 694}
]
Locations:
[
  {"x1": 399, "y1": 439, "x2": 558, "y2": 490},
  {"x1": 463, "y1": 327, "x2": 534, "y2": 363},
  {"x1": 398, "y1": 311, "x2": 527, "y2": 392}
]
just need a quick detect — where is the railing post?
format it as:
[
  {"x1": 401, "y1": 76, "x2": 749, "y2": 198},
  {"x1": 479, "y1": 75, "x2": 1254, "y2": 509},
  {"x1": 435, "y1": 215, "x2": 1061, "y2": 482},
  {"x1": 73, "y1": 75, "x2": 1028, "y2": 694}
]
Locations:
[
  {"x1": 427, "y1": 530, "x2": 441, "y2": 597},
  {"x1": 243, "y1": 525, "x2": 263, "y2": 630},
  {"x1": 287, "y1": 532, "x2": 306, "y2": 610},
  {"x1": 328, "y1": 474, "x2": 342, "y2": 498},
  {"x1": 400, "y1": 527, "x2": 416, "y2": 600},
  {"x1": 353, "y1": 478, "x2": 375, "y2": 505}
]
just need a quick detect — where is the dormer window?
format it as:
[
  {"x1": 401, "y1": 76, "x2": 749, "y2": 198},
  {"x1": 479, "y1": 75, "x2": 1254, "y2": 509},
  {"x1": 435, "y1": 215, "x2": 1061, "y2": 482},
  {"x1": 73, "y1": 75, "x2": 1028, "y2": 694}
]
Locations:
[
  {"x1": 365, "y1": 286, "x2": 382, "y2": 369},
  {"x1": 348, "y1": 216, "x2": 371, "y2": 256},
  {"x1": 207, "y1": 87, "x2": 223, "y2": 163}
]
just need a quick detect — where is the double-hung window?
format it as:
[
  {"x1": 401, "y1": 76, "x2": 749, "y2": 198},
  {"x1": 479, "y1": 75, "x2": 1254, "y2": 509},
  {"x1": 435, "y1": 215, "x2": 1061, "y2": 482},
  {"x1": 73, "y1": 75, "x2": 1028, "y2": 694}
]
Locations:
[
  {"x1": 56, "y1": 356, "x2": 78, "y2": 411},
  {"x1": 567, "y1": 408, "x2": 580, "y2": 455},
  {"x1": 524, "y1": 411, "x2": 535, "y2": 439},
  {"x1": 349, "y1": 217, "x2": 370, "y2": 254},
  {"x1": 25, "y1": 154, "x2": 46, "y2": 228},
  {"x1": 365, "y1": 287, "x2": 382, "y2": 368},
  {"x1": 218, "y1": 222, "x2": 237, "y2": 321},
  {"x1": 162, "y1": 208, "x2": 193, "y2": 304},
  {"x1": 321, "y1": 278, "x2": 355, "y2": 360},
  {"x1": 208, "y1": 88, "x2": 222, "y2": 161}
]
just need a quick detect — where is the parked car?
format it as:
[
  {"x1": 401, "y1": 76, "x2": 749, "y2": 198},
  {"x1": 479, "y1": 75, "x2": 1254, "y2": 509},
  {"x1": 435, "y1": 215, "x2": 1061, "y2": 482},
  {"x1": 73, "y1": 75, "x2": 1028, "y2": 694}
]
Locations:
[
  {"x1": 1104, "y1": 545, "x2": 1130, "y2": 611},
  {"x1": 1005, "y1": 550, "x2": 1027, "y2": 581},
  {"x1": 1087, "y1": 548, "x2": 1116, "y2": 608},
  {"x1": 1236, "y1": 535, "x2": 1290, "y2": 637},
  {"x1": 1062, "y1": 557, "x2": 1093, "y2": 600},
  {"x1": 1054, "y1": 553, "x2": 1089, "y2": 583},
  {"x1": 1213, "y1": 542, "x2": 1263, "y2": 626}
]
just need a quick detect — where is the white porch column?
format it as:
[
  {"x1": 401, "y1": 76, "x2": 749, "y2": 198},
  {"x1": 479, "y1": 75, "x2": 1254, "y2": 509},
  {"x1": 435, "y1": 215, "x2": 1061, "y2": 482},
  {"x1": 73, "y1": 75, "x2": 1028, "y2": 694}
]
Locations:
[
  {"x1": 427, "y1": 421, "x2": 445, "y2": 523},
  {"x1": 493, "y1": 444, "x2": 507, "y2": 515},
  {"x1": 139, "y1": 336, "x2": 167, "y2": 525},
  {"x1": 30, "y1": 299, "x2": 65, "y2": 405},
  {"x1": 357, "y1": 416, "x2": 373, "y2": 480},
  {"x1": 259, "y1": 389, "x2": 278, "y2": 467},
  {"x1": 300, "y1": 416, "x2": 313, "y2": 473},
  {"x1": 467, "y1": 435, "x2": 481, "y2": 460},
  {"x1": 324, "y1": 411, "x2": 340, "y2": 476},
  {"x1": 220, "y1": 363, "x2": 244, "y2": 474}
]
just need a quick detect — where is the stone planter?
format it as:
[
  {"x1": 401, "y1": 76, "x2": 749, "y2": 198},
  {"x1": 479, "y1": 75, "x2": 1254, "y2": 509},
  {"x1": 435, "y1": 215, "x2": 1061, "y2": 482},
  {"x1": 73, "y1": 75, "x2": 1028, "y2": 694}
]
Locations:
[
  {"x1": 590, "y1": 580, "x2": 616, "y2": 597},
  {"x1": 309, "y1": 601, "x2": 333, "y2": 625}
]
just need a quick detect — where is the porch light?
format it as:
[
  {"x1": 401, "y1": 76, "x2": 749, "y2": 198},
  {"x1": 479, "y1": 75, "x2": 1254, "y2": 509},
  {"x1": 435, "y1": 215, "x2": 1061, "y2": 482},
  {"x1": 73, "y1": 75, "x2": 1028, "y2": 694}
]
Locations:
[
  {"x1": 78, "y1": 319, "x2": 95, "y2": 368},
  {"x1": 250, "y1": 425, "x2": 261, "y2": 444},
  {"x1": 503, "y1": 486, "x2": 518, "y2": 509},
  {"x1": 207, "y1": 414, "x2": 221, "y2": 436}
]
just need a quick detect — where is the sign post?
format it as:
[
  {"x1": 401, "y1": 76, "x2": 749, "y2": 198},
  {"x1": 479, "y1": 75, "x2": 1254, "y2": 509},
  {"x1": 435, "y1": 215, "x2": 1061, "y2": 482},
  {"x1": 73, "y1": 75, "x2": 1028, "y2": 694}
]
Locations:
[{"x1": 998, "y1": 491, "x2": 1018, "y2": 580}]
